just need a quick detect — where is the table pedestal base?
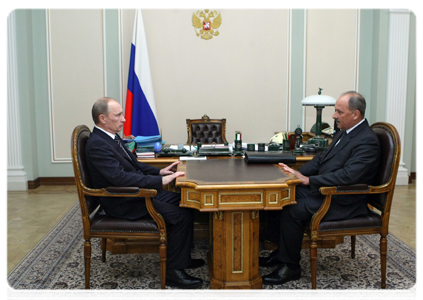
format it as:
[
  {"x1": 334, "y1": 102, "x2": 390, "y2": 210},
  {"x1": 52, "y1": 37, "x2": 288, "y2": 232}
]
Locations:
[{"x1": 209, "y1": 210, "x2": 262, "y2": 289}]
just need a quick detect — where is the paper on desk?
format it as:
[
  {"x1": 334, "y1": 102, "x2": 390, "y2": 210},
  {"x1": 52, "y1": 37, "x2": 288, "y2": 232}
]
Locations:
[
  {"x1": 201, "y1": 144, "x2": 227, "y2": 148},
  {"x1": 170, "y1": 145, "x2": 195, "y2": 151},
  {"x1": 200, "y1": 144, "x2": 234, "y2": 151},
  {"x1": 179, "y1": 156, "x2": 207, "y2": 161},
  {"x1": 170, "y1": 144, "x2": 233, "y2": 151}
]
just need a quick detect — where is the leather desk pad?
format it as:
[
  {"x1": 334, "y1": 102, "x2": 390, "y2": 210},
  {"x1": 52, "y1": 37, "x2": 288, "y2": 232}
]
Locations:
[{"x1": 186, "y1": 159, "x2": 288, "y2": 184}]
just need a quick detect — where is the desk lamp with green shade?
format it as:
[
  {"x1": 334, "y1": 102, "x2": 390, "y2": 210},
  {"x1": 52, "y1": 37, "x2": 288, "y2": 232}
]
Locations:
[{"x1": 301, "y1": 88, "x2": 336, "y2": 150}]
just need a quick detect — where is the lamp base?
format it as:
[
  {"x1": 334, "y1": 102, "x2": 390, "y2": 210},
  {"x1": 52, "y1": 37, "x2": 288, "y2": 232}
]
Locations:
[
  {"x1": 307, "y1": 137, "x2": 329, "y2": 150},
  {"x1": 293, "y1": 147, "x2": 305, "y2": 155}
]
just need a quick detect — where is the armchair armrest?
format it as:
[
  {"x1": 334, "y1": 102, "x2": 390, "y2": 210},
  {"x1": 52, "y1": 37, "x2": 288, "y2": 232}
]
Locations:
[
  {"x1": 310, "y1": 185, "x2": 369, "y2": 232},
  {"x1": 81, "y1": 186, "x2": 165, "y2": 230},
  {"x1": 103, "y1": 187, "x2": 164, "y2": 229},
  {"x1": 336, "y1": 184, "x2": 370, "y2": 193},
  {"x1": 320, "y1": 184, "x2": 390, "y2": 196},
  {"x1": 319, "y1": 184, "x2": 369, "y2": 196},
  {"x1": 104, "y1": 187, "x2": 158, "y2": 198},
  {"x1": 310, "y1": 183, "x2": 391, "y2": 235},
  {"x1": 81, "y1": 185, "x2": 157, "y2": 198}
]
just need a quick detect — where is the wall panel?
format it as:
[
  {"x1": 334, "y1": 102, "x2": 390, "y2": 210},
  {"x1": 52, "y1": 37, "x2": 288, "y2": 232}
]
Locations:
[
  {"x1": 304, "y1": 9, "x2": 358, "y2": 132},
  {"x1": 48, "y1": 9, "x2": 105, "y2": 162}
]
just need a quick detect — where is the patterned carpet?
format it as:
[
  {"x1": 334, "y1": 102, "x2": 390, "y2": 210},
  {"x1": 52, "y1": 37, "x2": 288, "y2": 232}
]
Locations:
[{"x1": 8, "y1": 203, "x2": 416, "y2": 290}]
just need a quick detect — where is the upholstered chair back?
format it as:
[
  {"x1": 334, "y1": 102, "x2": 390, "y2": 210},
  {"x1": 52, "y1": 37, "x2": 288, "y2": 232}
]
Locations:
[
  {"x1": 186, "y1": 114, "x2": 227, "y2": 144},
  {"x1": 368, "y1": 123, "x2": 400, "y2": 212},
  {"x1": 72, "y1": 125, "x2": 100, "y2": 216}
]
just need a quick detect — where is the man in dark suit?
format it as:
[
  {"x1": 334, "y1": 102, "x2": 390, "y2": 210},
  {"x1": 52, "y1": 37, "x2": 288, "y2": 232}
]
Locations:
[
  {"x1": 261, "y1": 91, "x2": 380, "y2": 285},
  {"x1": 85, "y1": 97, "x2": 204, "y2": 289}
]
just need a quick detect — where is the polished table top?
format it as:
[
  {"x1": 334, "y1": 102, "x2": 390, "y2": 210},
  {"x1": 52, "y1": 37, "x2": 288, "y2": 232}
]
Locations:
[
  {"x1": 175, "y1": 158, "x2": 302, "y2": 212},
  {"x1": 178, "y1": 159, "x2": 290, "y2": 185}
]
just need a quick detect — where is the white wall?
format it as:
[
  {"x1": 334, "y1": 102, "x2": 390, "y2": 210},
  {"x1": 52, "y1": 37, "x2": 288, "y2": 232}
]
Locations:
[
  {"x1": 139, "y1": 9, "x2": 290, "y2": 144},
  {"x1": 304, "y1": 9, "x2": 359, "y2": 130}
]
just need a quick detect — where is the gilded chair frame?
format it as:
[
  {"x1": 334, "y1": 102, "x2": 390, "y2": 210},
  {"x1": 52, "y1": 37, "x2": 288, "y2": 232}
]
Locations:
[{"x1": 71, "y1": 125, "x2": 167, "y2": 289}]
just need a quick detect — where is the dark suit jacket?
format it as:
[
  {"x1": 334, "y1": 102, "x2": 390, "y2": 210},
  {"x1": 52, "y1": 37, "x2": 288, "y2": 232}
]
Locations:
[
  {"x1": 298, "y1": 119, "x2": 380, "y2": 221},
  {"x1": 85, "y1": 127, "x2": 163, "y2": 220}
]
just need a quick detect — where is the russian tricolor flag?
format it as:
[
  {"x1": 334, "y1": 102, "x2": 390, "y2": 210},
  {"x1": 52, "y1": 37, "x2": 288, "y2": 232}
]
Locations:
[{"x1": 124, "y1": 10, "x2": 159, "y2": 137}]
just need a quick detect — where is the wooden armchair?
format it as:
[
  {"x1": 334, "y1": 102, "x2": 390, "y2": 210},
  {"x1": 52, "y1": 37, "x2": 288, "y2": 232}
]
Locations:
[
  {"x1": 71, "y1": 125, "x2": 167, "y2": 289},
  {"x1": 305, "y1": 122, "x2": 401, "y2": 289},
  {"x1": 186, "y1": 114, "x2": 227, "y2": 144}
]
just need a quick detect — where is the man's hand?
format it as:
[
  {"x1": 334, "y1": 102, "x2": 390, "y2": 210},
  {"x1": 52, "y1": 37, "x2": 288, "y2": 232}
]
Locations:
[
  {"x1": 162, "y1": 171, "x2": 185, "y2": 186},
  {"x1": 279, "y1": 163, "x2": 310, "y2": 185},
  {"x1": 160, "y1": 161, "x2": 180, "y2": 176},
  {"x1": 160, "y1": 161, "x2": 184, "y2": 185}
]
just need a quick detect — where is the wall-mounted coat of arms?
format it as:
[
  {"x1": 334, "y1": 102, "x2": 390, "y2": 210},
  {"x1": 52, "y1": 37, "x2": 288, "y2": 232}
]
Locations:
[{"x1": 192, "y1": 9, "x2": 222, "y2": 40}]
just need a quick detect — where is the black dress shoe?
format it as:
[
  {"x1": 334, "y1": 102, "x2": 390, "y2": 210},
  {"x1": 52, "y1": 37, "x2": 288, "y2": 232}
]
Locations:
[
  {"x1": 262, "y1": 265, "x2": 301, "y2": 285},
  {"x1": 259, "y1": 255, "x2": 284, "y2": 267},
  {"x1": 166, "y1": 269, "x2": 203, "y2": 289},
  {"x1": 187, "y1": 258, "x2": 205, "y2": 269}
]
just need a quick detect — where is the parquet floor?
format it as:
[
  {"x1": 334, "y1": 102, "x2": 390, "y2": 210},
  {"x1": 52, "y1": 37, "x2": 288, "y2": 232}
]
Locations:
[
  {"x1": 7, "y1": 181, "x2": 416, "y2": 275},
  {"x1": 388, "y1": 181, "x2": 416, "y2": 249}
]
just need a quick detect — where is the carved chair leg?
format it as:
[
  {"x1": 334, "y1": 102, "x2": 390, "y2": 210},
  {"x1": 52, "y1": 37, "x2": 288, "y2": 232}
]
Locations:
[
  {"x1": 380, "y1": 235, "x2": 387, "y2": 288},
  {"x1": 101, "y1": 238, "x2": 107, "y2": 262},
  {"x1": 351, "y1": 236, "x2": 356, "y2": 259},
  {"x1": 84, "y1": 240, "x2": 92, "y2": 289},
  {"x1": 310, "y1": 240, "x2": 318, "y2": 289},
  {"x1": 159, "y1": 243, "x2": 167, "y2": 289}
]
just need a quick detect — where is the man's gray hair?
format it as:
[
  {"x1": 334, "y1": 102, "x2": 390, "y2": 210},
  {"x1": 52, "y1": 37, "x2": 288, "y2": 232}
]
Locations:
[
  {"x1": 92, "y1": 97, "x2": 114, "y2": 125},
  {"x1": 341, "y1": 91, "x2": 366, "y2": 118}
]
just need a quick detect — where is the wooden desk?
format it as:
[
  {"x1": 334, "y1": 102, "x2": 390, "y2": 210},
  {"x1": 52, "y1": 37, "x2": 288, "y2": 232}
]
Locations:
[
  {"x1": 138, "y1": 153, "x2": 315, "y2": 237},
  {"x1": 106, "y1": 153, "x2": 343, "y2": 264},
  {"x1": 176, "y1": 159, "x2": 302, "y2": 289},
  {"x1": 105, "y1": 154, "x2": 311, "y2": 255}
]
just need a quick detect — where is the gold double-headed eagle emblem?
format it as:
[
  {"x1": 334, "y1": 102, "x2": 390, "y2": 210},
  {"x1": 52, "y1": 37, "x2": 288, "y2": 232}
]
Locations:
[{"x1": 192, "y1": 9, "x2": 222, "y2": 40}]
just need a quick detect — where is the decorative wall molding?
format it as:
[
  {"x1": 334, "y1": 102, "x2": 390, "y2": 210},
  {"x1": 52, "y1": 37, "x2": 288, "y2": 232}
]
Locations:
[
  {"x1": 46, "y1": 9, "x2": 105, "y2": 163},
  {"x1": 7, "y1": 11, "x2": 27, "y2": 191},
  {"x1": 386, "y1": 9, "x2": 411, "y2": 185}
]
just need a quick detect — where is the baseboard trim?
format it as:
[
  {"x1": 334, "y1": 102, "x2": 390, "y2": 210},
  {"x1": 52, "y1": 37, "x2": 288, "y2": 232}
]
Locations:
[
  {"x1": 409, "y1": 172, "x2": 416, "y2": 183},
  {"x1": 28, "y1": 177, "x2": 76, "y2": 189},
  {"x1": 27, "y1": 178, "x2": 41, "y2": 189},
  {"x1": 410, "y1": 172, "x2": 420, "y2": 180}
]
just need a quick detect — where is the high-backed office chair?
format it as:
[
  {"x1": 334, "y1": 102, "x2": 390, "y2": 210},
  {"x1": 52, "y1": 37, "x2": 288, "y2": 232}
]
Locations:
[
  {"x1": 186, "y1": 114, "x2": 227, "y2": 144},
  {"x1": 71, "y1": 125, "x2": 167, "y2": 289},
  {"x1": 305, "y1": 122, "x2": 401, "y2": 289}
]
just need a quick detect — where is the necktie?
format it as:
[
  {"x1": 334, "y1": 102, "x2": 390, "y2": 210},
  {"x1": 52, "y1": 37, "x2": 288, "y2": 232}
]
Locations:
[
  {"x1": 334, "y1": 131, "x2": 346, "y2": 147},
  {"x1": 115, "y1": 136, "x2": 132, "y2": 159}
]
